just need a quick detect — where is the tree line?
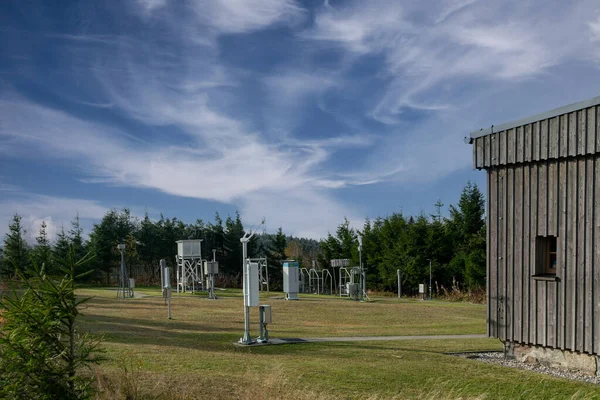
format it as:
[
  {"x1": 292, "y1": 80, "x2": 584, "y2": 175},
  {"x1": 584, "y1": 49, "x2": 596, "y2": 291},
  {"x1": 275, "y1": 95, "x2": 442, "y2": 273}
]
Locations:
[
  {"x1": 0, "y1": 182, "x2": 485, "y2": 294},
  {"x1": 318, "y1": 182, "x2": 486, "y2": 294}
]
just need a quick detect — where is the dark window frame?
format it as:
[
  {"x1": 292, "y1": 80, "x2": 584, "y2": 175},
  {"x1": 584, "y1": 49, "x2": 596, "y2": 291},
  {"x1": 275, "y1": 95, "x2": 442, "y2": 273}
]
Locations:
[{"x1": 533, "y1": 235, "x2": 558, "y2": 280}]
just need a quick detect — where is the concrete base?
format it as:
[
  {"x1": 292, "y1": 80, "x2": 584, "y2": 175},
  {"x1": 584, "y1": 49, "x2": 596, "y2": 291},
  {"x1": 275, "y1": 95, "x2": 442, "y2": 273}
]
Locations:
[{"x1": 511, "y1": 343, "x2": 600, "y2": 376}]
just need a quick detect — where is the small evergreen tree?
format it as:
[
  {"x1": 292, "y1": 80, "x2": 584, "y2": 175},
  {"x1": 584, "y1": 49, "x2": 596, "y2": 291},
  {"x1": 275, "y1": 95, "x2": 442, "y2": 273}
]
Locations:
[
  {"x1": 1, "y1": 214, "x2": 29, "y2": 278},
  {"x1": 34, "y1": 220, "x2": 52, "y2": 273},
  {"x1": 69, "y1": 214, "x2": 86, "y2": 262},
  {"x1": 0, "y1": 248, "x2": 103, "y2": 399},
  {"x1": 54, "y1": 225, "x2": 71, "y2": 266}
]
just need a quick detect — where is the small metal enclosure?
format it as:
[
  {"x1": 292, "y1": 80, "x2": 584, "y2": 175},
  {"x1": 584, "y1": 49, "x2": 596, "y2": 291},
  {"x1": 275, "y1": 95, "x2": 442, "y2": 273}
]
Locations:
[
  {"x1": 204, "y1": 261, "x2": 219, "y2": 275},
  {"x1": 260, "y1": 304, "x2": 272, "y2": 324},
  {"x1": 258, "y1": 304, "x2": 271, "y2": 343},
  {"x1": 348, "y1": 283, "x2": 360, "y2": 300},
  {"x1": 283, "y1": 261, "x2": 300, "y2": 300},
  {"x1": 244, "y1": 262, "x2": 260, "y2": 307},
  {"x1": 176, "y1": 240, "x2": 202, "y2": 257},
  {"x1": 419, "y1": 284, "x2": 425, "y2": 294}
]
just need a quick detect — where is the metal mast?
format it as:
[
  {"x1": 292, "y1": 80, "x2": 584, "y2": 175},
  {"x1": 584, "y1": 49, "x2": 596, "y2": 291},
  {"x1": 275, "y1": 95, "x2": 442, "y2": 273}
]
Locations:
[{"x1": 240, "y1": 218, "x2": 265, "y2": 345}]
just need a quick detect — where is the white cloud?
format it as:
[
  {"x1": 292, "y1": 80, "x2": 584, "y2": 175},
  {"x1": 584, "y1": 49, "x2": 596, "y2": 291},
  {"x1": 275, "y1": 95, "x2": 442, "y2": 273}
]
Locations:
[
  {"x1": 264, "y1": 70, "x2": 339, "y2": 105},
  {"x1": 133, "y1": 0, "x2": 305, "y2": 35},
  {"x1": 590, "y1": 16, "x2": 600, "y2": 42},
  {"x1": 306, "y1": 0, "x2": 600, "y2": 122},
  {"x1": 197, "y1": 0, "x2": 306, "y2": 34},
  {"x1": 241, "y1": 189, "x2": 362, "y2": 239},
  {"x1": 0, "y1": 93, "x2": 368, "y2": 238},
  {"x1": 0, "y1": 193, "x2": 108, "y2": 244},
  {"x1": 136, "y1": 0, "x2": 167, "y2": 14}
]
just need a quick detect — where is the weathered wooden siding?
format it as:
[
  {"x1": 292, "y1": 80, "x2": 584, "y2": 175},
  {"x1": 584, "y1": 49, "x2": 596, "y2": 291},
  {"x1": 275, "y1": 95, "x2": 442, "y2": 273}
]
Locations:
[
  {"x1": 487, "y1": 155, "x2": 600, "y2": 354},
  {"x1": 473, "y1": 106, "x2": 600, "y2": 169}
]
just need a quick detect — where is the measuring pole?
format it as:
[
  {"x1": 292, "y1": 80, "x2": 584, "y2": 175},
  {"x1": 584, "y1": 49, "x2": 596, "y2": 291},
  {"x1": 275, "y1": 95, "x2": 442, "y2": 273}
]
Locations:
[
  {"x1": 429, "y1": 259, "x2": 432, "y2": 301},
  {"x1": 397, "y1": 269, "x2": 401, "y2": 298},
  {"x1": 241, "y1": 238, "x2": 251, "y2": 344}
]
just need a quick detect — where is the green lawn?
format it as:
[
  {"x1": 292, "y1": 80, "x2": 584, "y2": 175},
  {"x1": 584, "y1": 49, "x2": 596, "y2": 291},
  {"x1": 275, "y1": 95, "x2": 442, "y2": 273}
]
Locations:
[{"x1": 77, "y1": 288, "x2": 600, "y2": 399}]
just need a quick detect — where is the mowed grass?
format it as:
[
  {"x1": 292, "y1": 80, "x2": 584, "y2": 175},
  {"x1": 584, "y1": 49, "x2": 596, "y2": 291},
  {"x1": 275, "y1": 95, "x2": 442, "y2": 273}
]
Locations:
[{"x1": 77, "y1": 288, "x2": 600, "y2": 399}]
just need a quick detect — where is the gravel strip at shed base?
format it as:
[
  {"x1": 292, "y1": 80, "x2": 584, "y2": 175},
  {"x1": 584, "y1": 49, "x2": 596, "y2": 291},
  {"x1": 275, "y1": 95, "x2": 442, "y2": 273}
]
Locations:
[{"x1": 451, "y1": 352, "x2": 600, "y2": 385}]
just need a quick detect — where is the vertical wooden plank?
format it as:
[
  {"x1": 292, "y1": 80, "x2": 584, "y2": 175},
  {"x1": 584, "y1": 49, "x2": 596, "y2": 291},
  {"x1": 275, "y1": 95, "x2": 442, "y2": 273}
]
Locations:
[
  {"x1": 568, "y1": 112, "x2": 577, "y2": 157},
  {"x1": 559, "y1": 114, "x2": 568, "y2": 158},
  {"x1": 516, "y1": 126, "x2": 524, "y2": 164},
  {"x1": 498, "y1": 167, "x2": 509, "y2": 339},
  {"x1": 596, "y1": 107, "x2": 600, "y2": 154},
  {"x1": 525, "y1": 124, "x2": 533, "y2": 162},
  {"x1": 540, "y1": 119, "x2": 549, "y2": 161},
  {"x1": 507, "y1": 166, "x2": 515, "y2": 342},
  {"x1": 532, "y1": 122, "x2": 540, "y2": 162},
  {"x1": 547, "y1": 282, "x2": 556, "y2": 347},
  {"x1": 538, "y1": 163, "x2": 548, "y2": 237},
  {"x1": 549, "y1": 117, "x2": 559, "y2": 159},
  {"x1": 484, "y1": 135, "x2": 492, "y2": 167},
  {"x1": 567, "y1": 159, "x2": 577, "y2": 350},
  {"x1": 587, "y1": 108, "x2": 595, "y2": 155},
  {"x1": 530, "y1": 164, "x2": 538, "y2": 344},
  {"x1": 476, "y1": 138, "x2": 484, "y2": 169},
  {"x1": 585, "y1": 157, "x2": 594, "y2": 353},
  {"x1": 514, "y1": 165, "x2": 523, "y2": 343},
  {"x1": 523, "y1": 165, "x2": 531, "y2": 343},
  {"x1": 500, "y1": 131, "x2": 507, "y2": 165},
  {"x1": 578, "y1": 110, "x2": 587, "y2": 156},
  {"x1": 538, "y1": 279, "x2": 546, "y2": 346},
  {"x1": 594, "y1": 156, "x2": 600, "y2": 354},
  {"x1": 490, "y1": 169, "x2": 498, "y2": 338},
  {"x1": 491, "y1": 133, "x2": 499, "y2": 166},
  {"x1": 487, "y1": 170, "x2": 492, "y2": 337},
  {"x1": 499, "y1": 167, "x2": 507, "y2": 340},
  {"x1": 548, "y1": 162, "x2": 557, "y2": 236},
  {"x1": 473, "y1": 139, "x2": 478, "y2": 169},
  {"x1": 558, "y1": 159, "x2": 568, "y2": 350},
  {"x1": 507, "y1": 128, "x2": 515, "y2": 164},
  {"x1": 548, "y1": 161, "x2": 557, "y2": 348},
  {"x1": 577, "y1": 158, "x2": 586, "y2": 352}
]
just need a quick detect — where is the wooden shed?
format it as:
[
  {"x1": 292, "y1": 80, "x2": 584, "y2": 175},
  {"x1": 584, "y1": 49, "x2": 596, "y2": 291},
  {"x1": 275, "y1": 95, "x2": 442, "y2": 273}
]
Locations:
[{"x1": 468, "y1": 95, "x2": 600, "y2": 364}]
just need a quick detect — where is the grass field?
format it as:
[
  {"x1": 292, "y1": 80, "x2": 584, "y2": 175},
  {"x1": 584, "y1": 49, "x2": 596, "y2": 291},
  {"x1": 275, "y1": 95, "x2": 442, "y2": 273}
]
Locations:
[{"x1": 78, "y1": 287, "x2": 600, "y2": 399}]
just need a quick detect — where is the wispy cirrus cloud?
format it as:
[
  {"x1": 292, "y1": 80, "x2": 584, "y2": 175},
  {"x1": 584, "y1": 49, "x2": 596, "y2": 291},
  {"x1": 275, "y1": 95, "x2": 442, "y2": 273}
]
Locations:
[
  {"x1": 0, "y1": 91, "x2": 365, "y2": 237},
  {"x1": 133, "y1": 0, "x2": 306, "y2": 35},
  {"x1": 307, "y1": 0, "x2": 600, "y2": 121}
]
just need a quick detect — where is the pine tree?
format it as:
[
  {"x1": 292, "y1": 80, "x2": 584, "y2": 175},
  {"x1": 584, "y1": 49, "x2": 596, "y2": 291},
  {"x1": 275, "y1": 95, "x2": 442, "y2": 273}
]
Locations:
[
  {"x1": 223, "y1": 212, "x2": 245, "y2": 276},
  {"x1": 34, "y1": 221, "x2": 52, "y2": 273},
  {"x1": 267, "y1": 227, "x2": 287, "y2": 291},
  {"x1": 1, "y1": 214, "x2": 29, "y2": 278},
  {"x1": 448, "y1": 182, "x2": 486, "y2": 290},
  {"x1": 69, "y1": 214, "x2": 86, "y2": 262},
  {"x1": 54, "y1": 225, "x2": 71, "y2": 264}
]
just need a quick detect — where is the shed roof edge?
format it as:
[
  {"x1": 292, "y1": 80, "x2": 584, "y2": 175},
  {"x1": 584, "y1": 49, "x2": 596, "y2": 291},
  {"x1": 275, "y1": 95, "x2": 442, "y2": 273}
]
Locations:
[{"x1": 469, "y1": 94, "x2": 600, "y2": 142}]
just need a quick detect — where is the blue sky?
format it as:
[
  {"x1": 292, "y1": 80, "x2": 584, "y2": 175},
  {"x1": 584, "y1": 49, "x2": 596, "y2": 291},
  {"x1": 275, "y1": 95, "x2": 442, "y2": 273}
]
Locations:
[{"x1": 1, "y1": 0, "x2": 600, "y2": 242}]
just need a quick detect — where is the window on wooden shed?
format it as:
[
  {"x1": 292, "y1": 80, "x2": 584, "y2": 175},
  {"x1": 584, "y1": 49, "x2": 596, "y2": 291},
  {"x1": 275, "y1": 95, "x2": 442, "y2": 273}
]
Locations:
[{"x1": 535, "y1": 236, "x2": 557, "y2": 276}]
